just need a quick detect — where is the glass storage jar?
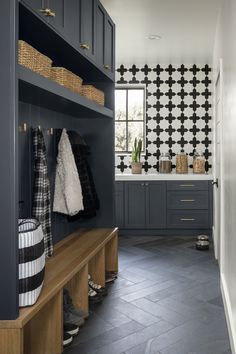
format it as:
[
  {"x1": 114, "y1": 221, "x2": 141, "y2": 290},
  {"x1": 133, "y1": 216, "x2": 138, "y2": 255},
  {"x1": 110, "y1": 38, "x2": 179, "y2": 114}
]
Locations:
[
  {"x1": 193, "y1": 151, "x2": 205, "y2": 174},
  {"x1": 159, "y1": 152, "x2": 172, "y2": 173},
  {"x1": 176, "y1": 150, "x2": 188, "y2": 174}
]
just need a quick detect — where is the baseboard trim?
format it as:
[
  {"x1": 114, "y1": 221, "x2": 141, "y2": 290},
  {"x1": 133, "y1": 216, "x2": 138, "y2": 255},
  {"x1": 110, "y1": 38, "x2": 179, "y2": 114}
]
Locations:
[
  {"x1": 221, "y1": 274, "x2": 236, "y2": 354},
  {"x1": 118, "y1": 229, "x2": 212, "y2": 236}
]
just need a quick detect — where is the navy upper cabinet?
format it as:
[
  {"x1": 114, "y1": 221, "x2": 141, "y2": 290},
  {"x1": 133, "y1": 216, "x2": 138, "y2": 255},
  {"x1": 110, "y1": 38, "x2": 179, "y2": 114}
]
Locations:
[
  {"x1": 104, "y1": 16, "x2": 115, "y2": 76},
  {"x1": 46, "y1": 0, "x2": 66, "y2": 34},
  {"x1": 21, "y1": 0, "x2": 115, "y2": 79},
  {"x1": 78, "y1": 0, "x2": 96, "y2": 61},
  {"x1": 21, "y1": 0, "x2": 45, "y2": 19},
  {"x1": 96, "y1": 1, "x2": 115, "y2": 78}
]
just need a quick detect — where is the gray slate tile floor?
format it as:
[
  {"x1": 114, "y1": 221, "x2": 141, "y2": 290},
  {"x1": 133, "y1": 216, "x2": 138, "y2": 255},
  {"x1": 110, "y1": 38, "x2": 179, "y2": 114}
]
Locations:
[{"x1": 65, "y1": 236, "x2": 231, "y2": 354}]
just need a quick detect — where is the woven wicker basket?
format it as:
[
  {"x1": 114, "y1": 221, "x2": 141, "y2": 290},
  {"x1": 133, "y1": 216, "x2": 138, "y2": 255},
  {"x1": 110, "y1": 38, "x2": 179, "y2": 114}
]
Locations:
[
  {"x1": 81, "y1": 85, "x2": 105, "y2": 106},
  {"x1": 51, "y1": 67, "x2": 83, "y2": 93},
  {"x1": 18, "y1": 40, "x2": 52, "y2": 79}
]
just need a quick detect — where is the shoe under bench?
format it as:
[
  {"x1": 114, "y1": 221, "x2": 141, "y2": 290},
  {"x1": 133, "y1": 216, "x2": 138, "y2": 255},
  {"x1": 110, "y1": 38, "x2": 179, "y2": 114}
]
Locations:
[{"x1": 0, "y1": 228, "x2": 118, "y2": 354}]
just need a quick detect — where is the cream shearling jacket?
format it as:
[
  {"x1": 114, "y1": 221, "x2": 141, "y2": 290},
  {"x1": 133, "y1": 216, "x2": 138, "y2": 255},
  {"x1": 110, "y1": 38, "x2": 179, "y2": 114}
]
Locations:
[{"x1": 53, "y1": 129, "x2": 84, "y2": 216}]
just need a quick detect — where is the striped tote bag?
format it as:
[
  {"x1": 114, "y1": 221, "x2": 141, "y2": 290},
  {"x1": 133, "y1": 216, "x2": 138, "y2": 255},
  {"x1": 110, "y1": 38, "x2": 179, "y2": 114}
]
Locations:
[{"x1": 18, "y1": 219, "x2": 45, "y2": 307}]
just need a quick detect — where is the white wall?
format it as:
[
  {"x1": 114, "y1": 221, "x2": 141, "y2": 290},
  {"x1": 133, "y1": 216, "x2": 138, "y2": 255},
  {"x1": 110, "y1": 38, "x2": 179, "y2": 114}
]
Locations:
[{"x1": 213, "y1": 1, "x2": 236, "y2": 352}]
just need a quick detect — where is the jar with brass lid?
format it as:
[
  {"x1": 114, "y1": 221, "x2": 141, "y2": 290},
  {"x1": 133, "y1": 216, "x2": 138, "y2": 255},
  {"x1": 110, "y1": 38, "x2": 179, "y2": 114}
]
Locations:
[
  {"x1": 193, "y1": 151, "x2": 205, "y2": 174},
  {"x1": 159, "y1": 152, "x2": 172, "y2": 173},
  {"x1": 176, "y1": 150, "x2": 188, "y2": 174}
]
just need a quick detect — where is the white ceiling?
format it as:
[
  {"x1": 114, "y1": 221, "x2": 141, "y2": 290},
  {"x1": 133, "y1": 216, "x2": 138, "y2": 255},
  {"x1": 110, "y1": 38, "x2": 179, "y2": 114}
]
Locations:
[{"x1": 100, "y1": 0, "x2": 222, "y2": 65}]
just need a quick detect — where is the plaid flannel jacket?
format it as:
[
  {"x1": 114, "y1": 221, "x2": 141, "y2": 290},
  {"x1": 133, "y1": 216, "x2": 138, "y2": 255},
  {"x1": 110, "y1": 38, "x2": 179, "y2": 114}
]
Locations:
[{"x1": 32, "y1": 128, "x2": 53, "y2": 257}]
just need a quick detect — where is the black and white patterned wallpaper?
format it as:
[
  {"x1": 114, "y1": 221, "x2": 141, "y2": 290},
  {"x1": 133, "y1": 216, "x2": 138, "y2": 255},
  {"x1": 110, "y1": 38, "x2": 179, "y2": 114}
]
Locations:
[{"x1": 115, "y1": 64, "x2": 212, "y2": 173}]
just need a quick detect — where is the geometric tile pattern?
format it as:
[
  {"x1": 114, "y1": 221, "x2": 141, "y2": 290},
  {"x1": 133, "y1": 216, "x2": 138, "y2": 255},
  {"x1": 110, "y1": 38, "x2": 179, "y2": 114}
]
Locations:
[
  {"x1": 115, "y1": 64, "x2": 212, "y2": 174},
  {"x1": 66, "y1": 236, "x2": 231, "y2": 354}
]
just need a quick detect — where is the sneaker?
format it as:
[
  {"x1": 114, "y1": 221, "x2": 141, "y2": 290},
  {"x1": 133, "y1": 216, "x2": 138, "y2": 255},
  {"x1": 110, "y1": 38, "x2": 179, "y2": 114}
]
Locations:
[
  {"x1": 64, "y1": 307, "x2": 85, "y2": 327},
  {"x1": 63, "y1": 289, "x2": 88, "y2": 319},
  {"x1": 64, "y1": 323, "x2": 79, "y2": 337},
  {"x1": 63, "y1": 332, "x2": 73, "y2": 347},
  {"x1": 88, "y1": 275, "x2": 108, "y2": 296},
  {"x1": 88, "y1": 288, "x2": 103, "y2": 304}
]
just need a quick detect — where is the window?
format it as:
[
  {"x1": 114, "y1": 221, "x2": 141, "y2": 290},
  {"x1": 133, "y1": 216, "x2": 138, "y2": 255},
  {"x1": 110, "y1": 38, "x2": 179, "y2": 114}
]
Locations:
[{"x1": 115, "y1": 87, "x2": 145, "y2": 152}]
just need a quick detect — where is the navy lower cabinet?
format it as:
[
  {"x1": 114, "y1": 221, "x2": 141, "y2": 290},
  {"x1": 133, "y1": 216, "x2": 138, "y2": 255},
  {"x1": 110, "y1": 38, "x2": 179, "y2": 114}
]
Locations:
[
  {"x1": 115, "y1": 180, "x2": 213, "y2": 235},
  {"x1": 115, "y1": 182, "x2": 124, "y2": 228},
  {"x1": 123, "y1": 181, "x2": 166, "y2": 229},
  {"x1": 146, "y1": 182, "x2": 166, "y2": 228},
  {"x1": 125, "y1": 182, "x2": 147, "y2": 228}
]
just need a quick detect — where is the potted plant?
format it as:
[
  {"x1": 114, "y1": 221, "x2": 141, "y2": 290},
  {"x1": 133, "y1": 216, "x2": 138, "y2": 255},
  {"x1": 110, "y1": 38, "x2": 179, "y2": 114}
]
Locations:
[{"x1": 131, "y1": 138, "x2": 143, "y2": 174}]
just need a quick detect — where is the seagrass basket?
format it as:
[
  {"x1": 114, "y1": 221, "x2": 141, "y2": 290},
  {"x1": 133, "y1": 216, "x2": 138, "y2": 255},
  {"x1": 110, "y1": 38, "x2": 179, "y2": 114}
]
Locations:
[
  {"x1": 50, "y1": 67, "x2": 83, "y2": 93},
  {"x1": 81, "y1": 85, "x2": 105, "y2": 105},
  {"x1": 18, "y1": 40, "x2": 52, "y2": 79}
]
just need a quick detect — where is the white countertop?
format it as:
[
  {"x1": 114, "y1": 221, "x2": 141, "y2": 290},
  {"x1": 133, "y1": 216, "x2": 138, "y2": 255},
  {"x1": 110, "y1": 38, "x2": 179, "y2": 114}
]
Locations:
[{"x1": 115, "y1": 173, "x2": 213, "y2": 181}]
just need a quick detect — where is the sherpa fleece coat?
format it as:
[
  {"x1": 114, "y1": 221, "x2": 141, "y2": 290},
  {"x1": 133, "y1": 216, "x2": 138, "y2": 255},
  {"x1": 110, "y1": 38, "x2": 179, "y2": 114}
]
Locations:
[{"x1": 53, "y1": 128, "x2": 84, "y2": 216}]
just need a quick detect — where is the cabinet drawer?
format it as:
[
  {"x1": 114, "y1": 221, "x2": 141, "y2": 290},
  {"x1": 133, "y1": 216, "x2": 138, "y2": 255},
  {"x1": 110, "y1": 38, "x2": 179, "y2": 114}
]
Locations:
[
  {"x1": 167, "y1": 181, "x2": 208, "y2": 191},
  {"x1": 167, "y1": 210, "x2": 209, "y2": 229},
  {"x1": 167, "y1": 191, "x2": 208, "y2": 209}
]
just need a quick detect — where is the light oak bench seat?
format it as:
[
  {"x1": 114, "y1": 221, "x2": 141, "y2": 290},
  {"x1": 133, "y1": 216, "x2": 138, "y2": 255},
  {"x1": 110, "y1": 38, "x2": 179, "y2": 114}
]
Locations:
[{"x1": 0, "y1": 228, "x2": 118, "y2": 354}]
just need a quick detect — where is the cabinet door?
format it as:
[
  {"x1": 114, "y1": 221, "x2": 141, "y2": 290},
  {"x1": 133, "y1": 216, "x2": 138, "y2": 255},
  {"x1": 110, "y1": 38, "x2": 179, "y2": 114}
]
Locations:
[
  {"x1": 96, "y1": 2, "x2": 115, "y2": 77},
  {"x1": 115, "y1": 182, "x2": 124, "y2": 228},
  {"x1": 79, "y1": 0, "x2": 96, "y2": 60},
  {"x1": 146, "y1": 182, "x2": 166, "y2": 229},
  {"x1": 125, "y1": 182, "x2": 146, "y2": 229},
  {"x1": 63, "y1": 0, "x2": 80, "y2": 44},
  {"x1": 96, "y1": 2, "x2": 106, "y2": 68},
  {"x1": 47, "y1": 0, "x2": 66, "y2": 34},
  {"x1": 21, "y1": 0, "x2": 45, "y2": 19},
  {"x1": 104, "y1": 15, "x2": 115, "y2": 76}
]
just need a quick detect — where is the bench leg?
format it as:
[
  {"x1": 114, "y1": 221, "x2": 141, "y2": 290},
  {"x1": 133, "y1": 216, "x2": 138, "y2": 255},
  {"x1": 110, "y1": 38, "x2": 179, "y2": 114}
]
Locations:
[
  {"x1": 105, "y1": 232, "x2": 118, "y2": 273},
  {"x1": 89, "y1": 248, "x2": 105, "y2": 287},
  {"x1": 24, "y1": 291, "x2": 63, "y2": 354},
  {"x1": 0, "y1": 328, "x2": 23, "y2": 354},
  {"x1": 66, "y1": 264, "x2": 89, "y2": 317}
]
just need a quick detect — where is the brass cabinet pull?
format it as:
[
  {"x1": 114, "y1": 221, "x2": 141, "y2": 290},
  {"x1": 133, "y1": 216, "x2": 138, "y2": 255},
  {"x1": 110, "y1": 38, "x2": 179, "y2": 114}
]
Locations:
[
  {"x1": 180, "y1": 199, "x2": 195, "y2": 202},
  {"x1": 80, "y1": 43, "x2": 90, "y2": 50},
  {"x1": 180, "y1": 184, "x2": 195, "y2": 187},
  {"x1": 104, "y1": 64, "x2": 110, "y2": 70},
  {"x1": 180, "y1": 218, "x2": 195, "y2": 221},
  {"x1": 40, "y1": 8, "x2": 56, "y2": 17}
]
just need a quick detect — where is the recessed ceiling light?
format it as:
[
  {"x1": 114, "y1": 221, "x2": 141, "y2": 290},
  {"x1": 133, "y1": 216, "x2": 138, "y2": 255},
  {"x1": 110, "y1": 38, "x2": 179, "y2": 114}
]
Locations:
[{"x1": 146, "y1": 34, "x2": 161, "y2": 40}]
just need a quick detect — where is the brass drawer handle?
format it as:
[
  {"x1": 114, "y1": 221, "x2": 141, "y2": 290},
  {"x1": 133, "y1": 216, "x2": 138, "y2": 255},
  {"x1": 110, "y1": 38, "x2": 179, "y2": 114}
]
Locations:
[
  {"x1": 180, "y1": 184, "x2": 195, "y2": 187},
  {"x1": 104, "y1": 64, "x2": 110, "y2": 70},
  {"x1": 180, "y1": 199, "x2": 195, "y2": 202},
  {"x1": 180, "y1": 218, "x2": 195, "y2": 221},
  {"x1": 80, "y1": 43, "x2": 90, "y2": 50},
  {"x1": 40, "y1": 8, "x2": 56, "y2": 17}
]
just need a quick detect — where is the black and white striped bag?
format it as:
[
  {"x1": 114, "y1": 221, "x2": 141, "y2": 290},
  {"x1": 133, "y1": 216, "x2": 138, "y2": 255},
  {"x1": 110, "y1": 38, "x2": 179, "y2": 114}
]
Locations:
[{"x1": 18, "y1": 219, "x2": 45, "y2": 307}]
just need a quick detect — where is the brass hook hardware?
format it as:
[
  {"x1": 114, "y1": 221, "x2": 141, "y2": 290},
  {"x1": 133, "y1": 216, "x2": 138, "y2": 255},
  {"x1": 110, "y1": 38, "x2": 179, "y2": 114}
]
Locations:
[
  {"x1": 47, "y1": 128, "x2": 54, "y2": 136},
  {"x1": 39, "y1": 8, "x2": 56, "y2": 17},
  {"x1": 80, "y1": 43, "x2": 90, "y2": 50},
  {"x1": 103, "y1": 64, "x2": 110, "y2": 70},
  {"x1": 19, "y1": 123, "x2": 27, "y2": 133}
]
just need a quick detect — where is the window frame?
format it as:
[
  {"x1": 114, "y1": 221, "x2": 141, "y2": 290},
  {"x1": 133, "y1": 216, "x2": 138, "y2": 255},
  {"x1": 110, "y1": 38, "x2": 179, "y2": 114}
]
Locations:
[{"x1": 115, "y1": 85, "x2": 146, "y2": 154}]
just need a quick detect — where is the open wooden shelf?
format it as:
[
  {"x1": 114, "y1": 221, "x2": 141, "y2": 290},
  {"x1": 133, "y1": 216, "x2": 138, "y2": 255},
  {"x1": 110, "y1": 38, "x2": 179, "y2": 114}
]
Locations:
[{"x1": 18, "y1": 65, "x2": 114, "y2": 119}]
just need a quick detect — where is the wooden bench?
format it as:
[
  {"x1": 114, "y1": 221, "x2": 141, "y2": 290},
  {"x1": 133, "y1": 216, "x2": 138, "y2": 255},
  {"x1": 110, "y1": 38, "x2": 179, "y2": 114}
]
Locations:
[{"x1": 0, "y1": 228, "x2": 118, "y2": 354}]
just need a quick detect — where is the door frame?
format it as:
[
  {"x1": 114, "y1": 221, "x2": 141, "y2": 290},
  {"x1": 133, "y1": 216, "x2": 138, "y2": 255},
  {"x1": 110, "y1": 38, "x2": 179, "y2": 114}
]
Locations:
[{"x1": 213, "y1": 58, "x2": 224, "y2": 271}]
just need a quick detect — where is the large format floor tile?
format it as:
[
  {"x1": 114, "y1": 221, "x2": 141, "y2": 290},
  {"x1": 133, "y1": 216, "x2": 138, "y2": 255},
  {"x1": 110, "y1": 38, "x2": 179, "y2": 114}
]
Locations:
[{"x1": 65, "y1": 236, "x2": 231, "y2": 354}]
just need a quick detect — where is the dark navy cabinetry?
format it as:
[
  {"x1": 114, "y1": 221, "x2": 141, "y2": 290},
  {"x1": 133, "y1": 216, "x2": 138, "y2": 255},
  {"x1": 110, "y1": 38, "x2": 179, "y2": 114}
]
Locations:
[
  {"x1": 20, "y1": 0, "x2": 115, "y2": 80},
  {"x1": 0, "y1": 0, "x2": 115, "y2": 320},
  {"x1": 79, "y1": 0, "x2": 96, "y2": 60},
  {"x1": 115, "y1": 180, "x2": 213, "y2": 234},
  {"x1": 117, "y1": 181, "x2": 166, "y2": 229},
  {"x1": 96, "y1": 1, "x2": 115, "y2": 76}
]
